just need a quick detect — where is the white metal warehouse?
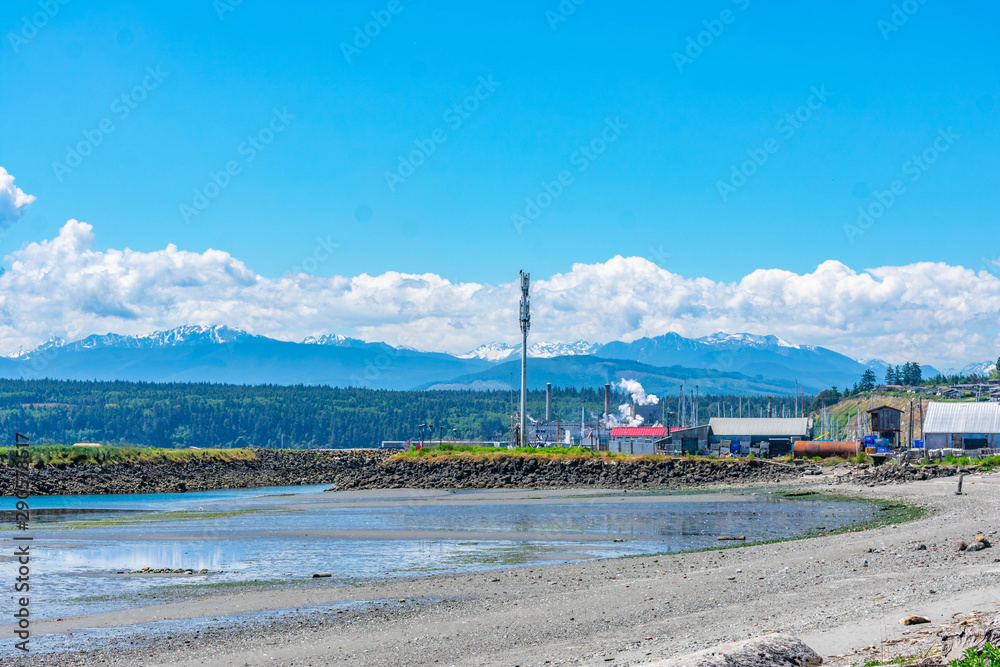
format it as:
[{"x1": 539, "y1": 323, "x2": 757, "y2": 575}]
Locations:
[{"x1": 923, "y1": 402, "x2": 1000, "y2": 450}]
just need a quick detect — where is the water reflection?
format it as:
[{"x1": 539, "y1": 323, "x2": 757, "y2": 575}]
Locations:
[{"x1": 13, "y1": 488, "x2": 875, "y2": 624}]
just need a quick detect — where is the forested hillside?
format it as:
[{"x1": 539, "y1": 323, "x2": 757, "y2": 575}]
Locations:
[
  {"x1": 0, "y1": 379, "x2": 809, "y2": 449},
  {"x1": 0, "y1": 380, "x2": 613, "y2": 449}
]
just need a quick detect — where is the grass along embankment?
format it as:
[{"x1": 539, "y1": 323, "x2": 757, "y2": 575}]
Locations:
[
  {"x1": 0, "y1": 444, "x2": 257, "y2": 468},
  {"x1": 0, "y1": 445, "x2": 387, "y2": 495}
]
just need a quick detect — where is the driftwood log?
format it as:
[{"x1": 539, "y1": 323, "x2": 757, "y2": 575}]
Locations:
[
  {"x1": 648, "y1": 633, "x2": 822, "y2": 667},
  {"x1": 942, "y1": 614, "x2": 1000, "y2": 662}
]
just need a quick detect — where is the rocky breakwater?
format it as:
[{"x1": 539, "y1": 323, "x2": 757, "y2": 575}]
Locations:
[
  {"x1": 833, "y1": 461, "x2": 962, "y2": 486},
  {"x1": 329, "y1": 455, "x2": 804, "y2": 491},
  {"x1": 0, "y1": 448, "x2": 390, "y2": 496}
]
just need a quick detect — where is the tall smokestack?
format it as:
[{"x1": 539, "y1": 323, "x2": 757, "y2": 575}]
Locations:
[
  {"x1": 546, "y1": 382, "x2": 552, "y2": 422},
  {"x1": 604, "y1": 384, "x2": 611, "y2": 417}
]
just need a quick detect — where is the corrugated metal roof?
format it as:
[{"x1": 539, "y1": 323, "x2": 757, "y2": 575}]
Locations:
[
  {"x1": 610, "y1": 427, "x2": 667, "y2": 437},
  {"x1": 924, "y1": 402, "x2": 1000, "y2": 434},
  {"x1": 708, "y1": 417, "x2": 812, "y2": 437}
]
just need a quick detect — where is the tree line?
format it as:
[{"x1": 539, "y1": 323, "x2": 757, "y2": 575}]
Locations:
[{"x1": 0, "y1": 379, "x2": 814, "y2": 449}]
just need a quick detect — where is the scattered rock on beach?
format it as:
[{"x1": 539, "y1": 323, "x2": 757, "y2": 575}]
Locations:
[
  {"x1": 899, "y1": 614, "x2": 931, "y2": 625},
  {"x1": 648, "y1": 633, "x2": 822, "y2": 667}
]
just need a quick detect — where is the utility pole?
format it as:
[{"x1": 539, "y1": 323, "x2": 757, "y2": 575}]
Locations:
[
  {"x1": 678, "y1": 382, "x2": 684, "y2": 429},
  {"x1": 519, "y1": 270, "x2": 530, "y2": 448},
  {"x1": 908, "y1": 399, "x2": 914, "y2": 448},
  {"x1": 918, "y1": 398, "x2": 924, "y2": 440}
]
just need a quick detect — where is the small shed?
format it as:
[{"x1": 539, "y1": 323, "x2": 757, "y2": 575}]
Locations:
[{"x1": 867, "y1": 405, "x2": 902, "y2": 445}]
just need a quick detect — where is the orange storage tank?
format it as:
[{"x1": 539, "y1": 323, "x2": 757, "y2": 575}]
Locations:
[{"x1": 793, "y1": 441, "x2": 861, "y2": 458}]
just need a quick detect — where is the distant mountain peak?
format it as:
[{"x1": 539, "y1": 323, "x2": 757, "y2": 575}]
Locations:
[
  {"x1": 959, "y1": 360, "x2": 997, "y2": 377},
  {"x1": 696, "y1": 331, "x2": 807, "y2": 350},
  {"x1": 459, "y1": 342, "x2": 518, "y2": 362},
  {"x1": 459, "y1": 340, "x2": 598, "y2": 362},
  {"x1": 302, "y1": 333, "x2": 350, "y2": 346},
  {"x1": 16, "y1": 324, "x2": 257, "y2": 358}
]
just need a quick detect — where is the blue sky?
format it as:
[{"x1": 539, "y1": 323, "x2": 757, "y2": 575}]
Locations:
[
  {"x1": 1, "y1": 1, "x2": 1000, "y2": 367},
  {"x1": 3, "y1": 0, "x2": 997, "y2": 284}
]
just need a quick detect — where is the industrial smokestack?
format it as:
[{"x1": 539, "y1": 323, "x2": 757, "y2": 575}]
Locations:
[
  {"x1": 604, "y1": 384, "x2": 611, "y2": 417},
  {"x1": 546, "y1": 383, "x2": 552, "y2": 422}
]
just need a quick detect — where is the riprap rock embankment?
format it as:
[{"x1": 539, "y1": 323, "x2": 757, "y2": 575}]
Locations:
[{"x1": 330, "y1": 455, "x2": 804, "y2": 490}]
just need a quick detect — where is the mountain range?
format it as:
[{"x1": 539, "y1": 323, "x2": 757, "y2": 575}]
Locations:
[{"x1": 0, "y1": 324, "x2": 970, "y2": 395}]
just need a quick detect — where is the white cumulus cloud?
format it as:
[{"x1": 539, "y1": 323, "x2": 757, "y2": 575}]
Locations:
[
  {"x1": 0, "y1": 166, "x2": 36, "y2": 227},
  {"x1": 2, "y1": 220, "x2": 1000, "y2": 368}
]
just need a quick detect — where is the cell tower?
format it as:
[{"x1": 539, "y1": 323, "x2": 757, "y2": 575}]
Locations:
[{"x1": 519, "y1": 270, "x2": 530, "y2": 447}]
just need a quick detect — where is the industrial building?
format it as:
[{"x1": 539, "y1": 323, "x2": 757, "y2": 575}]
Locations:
[
  {"x1": 659, "y1": 424, "x2": 710, "y2": 454},
  {"x1": 609, "y1": 426, "x2": 668, "y2": 454},
  {"x1": 923, "y1": 402, "x2": 1000, "y2": 451},
  {"x1": 656, "y1": 417, "x2": 813, "y2": 457},
  {"x1": 707, "y1": 417, "x2": 813, "y2": 457}
]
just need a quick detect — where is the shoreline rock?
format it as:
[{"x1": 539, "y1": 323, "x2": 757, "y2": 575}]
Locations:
[
  {"x1": 329, "y1": 456, "x2": 805, "y2": 491},
  {"x1": 0, "y1": 449, "x2": 389, "y2": 496}
]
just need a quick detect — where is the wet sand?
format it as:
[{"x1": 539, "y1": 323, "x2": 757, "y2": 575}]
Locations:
[{"x1": 9, "y1": 472, "x2": 1000, "y2": 666}]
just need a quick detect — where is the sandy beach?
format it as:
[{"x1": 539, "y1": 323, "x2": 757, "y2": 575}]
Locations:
[{"x1": 11, "y1": 471, "x2": 1000, "y2": 666}]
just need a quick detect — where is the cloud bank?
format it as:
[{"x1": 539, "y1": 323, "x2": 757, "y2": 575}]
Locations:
[
  {"x1": 0, "y1": 166, "x2": 36, "y2": 227},
  {"x1": 2, "y1": 220, "x2": 999, "y2": 367}
]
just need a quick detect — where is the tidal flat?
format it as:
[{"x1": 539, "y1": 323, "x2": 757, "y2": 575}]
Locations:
[{"x1": 1, "y1": 477, "x2": 970, "y2": 666}]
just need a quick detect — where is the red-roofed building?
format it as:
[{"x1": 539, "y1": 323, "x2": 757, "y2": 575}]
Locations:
[{"x1": 609, "y1": 426, "x2": 669, "y2": 454}]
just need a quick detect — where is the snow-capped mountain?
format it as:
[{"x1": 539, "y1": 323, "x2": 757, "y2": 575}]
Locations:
[
  {"x1": 302, "y1": 334, "x2": 351, "y2": 346},
  {"x1": 695, "y1": 332, "x2": 810, "y2": 351},
  {"x1": 6, "y1": 335, "x2": 66, "y2": 359},
  {"x1": 460, "y1": 340, "x2": 598, "y2": 361},
  {"x1": 13, "y1": 325, "x2": 259, "y2": 359},
  {"x1": 0, "y1": 324, "x2": 970, "y2": 394},
  {"x1": 530, "y1": 340, "x2": 600, "y2": 358},
  {"x1": 459, "y1": 342, "x2": 518, "y2": 362},
  {"x1": 958, "y1": 361, "x2": 997, "y2": 377}
]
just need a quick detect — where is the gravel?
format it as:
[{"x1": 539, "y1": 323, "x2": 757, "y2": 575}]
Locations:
[{"x1": 8, "y1": 472, "x2": 1000, "y2": 666}]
